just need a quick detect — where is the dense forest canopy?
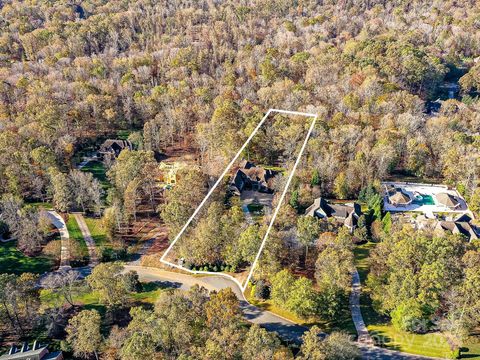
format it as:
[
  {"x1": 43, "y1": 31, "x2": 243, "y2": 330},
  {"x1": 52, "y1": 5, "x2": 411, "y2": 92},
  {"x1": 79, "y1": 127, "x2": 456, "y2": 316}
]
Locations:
[
  {"x1": 1, "y1": 1, "x2": 480, "y2": 359},
  {"x1": 0, "y1": 0, "x2": 479, "y2": 204}
]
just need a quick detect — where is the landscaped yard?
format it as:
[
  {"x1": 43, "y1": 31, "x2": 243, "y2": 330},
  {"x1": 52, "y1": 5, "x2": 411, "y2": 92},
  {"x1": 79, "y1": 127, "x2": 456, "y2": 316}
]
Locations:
[
  {"x1": 80, "y1": 160, "x2": 110, "y2": 190},
  {"x1": 0, "y1": 241, "x2": 55, "y2": 275},
  {"x1": 368, "y1": 325, "x2": 452, "y2": 358},
  {"x1": 84, "y1": 217, "x2": 108, "y2": 246},
  {"x1": 40, "y1": 281, "x2": 165, "y2": 311},
  {"x1": 65, "y1": 216, "x2": 89, "y2": 266}
]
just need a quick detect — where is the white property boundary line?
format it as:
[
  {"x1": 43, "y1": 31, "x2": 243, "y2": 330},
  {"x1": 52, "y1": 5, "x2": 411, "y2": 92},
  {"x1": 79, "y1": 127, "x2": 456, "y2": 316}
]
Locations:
[{"x1": 160, "y1": 109, "x2": 318, "y2": 292}]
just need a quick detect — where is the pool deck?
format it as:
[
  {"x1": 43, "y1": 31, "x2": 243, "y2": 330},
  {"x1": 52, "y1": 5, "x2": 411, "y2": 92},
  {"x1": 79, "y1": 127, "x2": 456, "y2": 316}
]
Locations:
[{"x1": 382, "y1": 182, "x2": 472, "y2": 216}]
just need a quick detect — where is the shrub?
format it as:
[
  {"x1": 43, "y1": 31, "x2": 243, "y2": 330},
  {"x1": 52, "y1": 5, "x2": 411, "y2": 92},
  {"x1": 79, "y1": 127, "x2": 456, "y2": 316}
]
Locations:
[
  {"x1": 250, "y1": 284, "x2": 257, "y2": 299},
  {"x1": 446, "y1": 348, "x2": 460, "y2": 359},
  {"x1": 42, "y1": 239, "x2": 61, "y2": 259},
  {"x1": 382, "y1": 212, "x2": 392, "y2": 234},
  {"x1": 353, "y1": 226, "x2": 368, "y2": 243},
  {"x1": 254, "y1": 280, "x2": 270, "y2": 300},
  {"x1": 122, "y1": 270, "x2": 142, "y2": 292},
  {"x1": 391, "y1": 300, "x2": 429, "y2": 333}
]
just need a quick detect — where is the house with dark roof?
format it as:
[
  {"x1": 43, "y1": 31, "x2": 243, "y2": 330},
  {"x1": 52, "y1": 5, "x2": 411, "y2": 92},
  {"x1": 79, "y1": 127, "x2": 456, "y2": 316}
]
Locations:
[
  {"x1": 98, "y1": 139, "x2": 133, "y2": 160},
  {"x1": 305, "y1": 197, "x2": 362, "y2": 231},
  {"x1": 229, "y1": 160, "x2": 277, "y2": 196},
  {"x1": 434, "y1": 214, "x2": 479, "y2": 241},
  {"x1": 0, "y1": 341, "x2": 62, "y2": 360}
]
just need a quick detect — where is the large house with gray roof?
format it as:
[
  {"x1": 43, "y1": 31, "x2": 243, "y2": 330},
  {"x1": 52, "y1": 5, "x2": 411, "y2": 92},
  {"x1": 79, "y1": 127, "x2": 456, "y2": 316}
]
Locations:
[
  {"x1": 434, "y1": 214, "x2": 479, "y2": 241},
  {"x1": 229, "y1": 160, "x2": 277, "y2": 196},
  {"x1": 305, "y1": 197, "x2": 362, "y2": 232},
  {"x1": 98, "y1": 139, "x2": 133, "y2": 160}
]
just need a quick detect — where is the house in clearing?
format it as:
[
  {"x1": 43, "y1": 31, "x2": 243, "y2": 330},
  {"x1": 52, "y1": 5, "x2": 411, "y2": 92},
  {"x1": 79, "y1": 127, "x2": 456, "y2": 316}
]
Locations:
[
  {"x1": 98, "y1": 139, "x2": 133, "y2": 160},
  {"x1": 158, "y1": 161, "x2": 189, "y2": 186},
  {"x1": 305, "y1": 197, "x2": 362, "y2": 231},
  {"x1": 434, "y1": 214, "x2": 479, "y2": 241},
  {"x1": 229, "y1": 160, "x2": 277, "y2": 196}
]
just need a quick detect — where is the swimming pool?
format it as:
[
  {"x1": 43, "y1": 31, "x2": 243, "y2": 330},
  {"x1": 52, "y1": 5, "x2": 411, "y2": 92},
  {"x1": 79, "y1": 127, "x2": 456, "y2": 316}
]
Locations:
[{"x1": 412, "y1": 194, "x2": 435, "y2": 205}]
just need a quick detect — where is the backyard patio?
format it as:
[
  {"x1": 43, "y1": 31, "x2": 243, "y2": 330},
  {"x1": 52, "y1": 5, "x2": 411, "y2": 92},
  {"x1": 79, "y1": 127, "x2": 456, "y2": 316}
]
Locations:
[{"x1": 382, "y1": 182, "x2": 471, "y2": 216}]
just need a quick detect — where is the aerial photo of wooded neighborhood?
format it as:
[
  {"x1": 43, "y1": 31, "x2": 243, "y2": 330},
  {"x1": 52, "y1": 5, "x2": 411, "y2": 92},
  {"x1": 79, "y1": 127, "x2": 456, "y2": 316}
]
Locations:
[{"x1": 1, "y1": 1, "x2": 480, "y2": 359}]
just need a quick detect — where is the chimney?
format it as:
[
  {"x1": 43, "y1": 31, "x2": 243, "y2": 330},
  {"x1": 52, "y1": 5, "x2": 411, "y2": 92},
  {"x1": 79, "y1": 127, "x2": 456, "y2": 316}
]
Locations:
[
  {"x1": 8, "y1": 346, "x2": 17, "y2": 355},
  {"x1": 21, "y1": 342, "x2": 28, "y2": 352}
]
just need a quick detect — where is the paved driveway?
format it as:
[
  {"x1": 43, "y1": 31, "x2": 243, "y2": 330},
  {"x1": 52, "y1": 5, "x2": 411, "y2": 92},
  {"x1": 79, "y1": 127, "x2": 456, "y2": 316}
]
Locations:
[{"x1": 46, "y1": 211, "x2": 70, "y2": 269}]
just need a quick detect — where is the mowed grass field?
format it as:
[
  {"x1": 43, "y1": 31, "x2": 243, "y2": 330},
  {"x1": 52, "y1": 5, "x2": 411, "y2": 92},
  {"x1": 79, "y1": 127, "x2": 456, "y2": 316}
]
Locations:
[
  {"x1": 40, "y1": 281, "x2": 166, "y2": 313},
  {"x1": 80, "y1": 160, "x2": 110, "y2": 191},
  {"x1": 84, "y1": 217, "x2": 108, "y2": 246},
  {"x1": 65, "y1": 215, "x2": 89, "y2": 266}
]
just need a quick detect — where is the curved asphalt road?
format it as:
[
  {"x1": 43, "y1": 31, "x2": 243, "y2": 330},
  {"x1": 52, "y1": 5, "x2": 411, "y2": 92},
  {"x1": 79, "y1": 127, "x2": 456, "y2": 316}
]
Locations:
[
  {"x1": 124, "y1": 265, "x2": 435, "y2": 359},
  {"x1": 124, "y1": 265, "x2": 309, "y2": 344}
]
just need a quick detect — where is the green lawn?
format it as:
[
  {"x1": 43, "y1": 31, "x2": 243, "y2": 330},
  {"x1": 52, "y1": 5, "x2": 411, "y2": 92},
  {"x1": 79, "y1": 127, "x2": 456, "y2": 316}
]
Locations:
[
  {"x1": 244, "y1": 286, "x2": 356, "y2": 334},
  {"x1": 117, "y1": 130, "x2": 133, "y2": 140},
  {"x1": 0, "y1": 241, "x2": 54, "y2": 275},
  {"x1": 80, "y1": 160, "x2": 110, "y2": 190},
  {"x1": 260, "y1": 165, "x2": 286, "y2": 173},
  {"x1": 369, "y1": 325, "x2": 453, "y2": 358},
  {"x1": 40, "y1": 282, "x2": 165, "y2": 311},
  {"x1": 65, "y1": 216, "x2": 89, "y2": 266},
  {"x1": 130, "y1": 282, "x2": 166, "y2": 303},
  {"x1": 24, "y1": 201, "x2": 53, "y2": 210},
  {"x1": 462, "y1": 341, "x2": 480, "y2": 359},
  {"x1": 83, "y1": 217, "x2": 108, "y2": 246},
  {"x1": 83, "y1": 217, "x2": 126, "y2": 261},
  {"x1": 353, "y1": 241, "x2": 376, "y2": 283}
]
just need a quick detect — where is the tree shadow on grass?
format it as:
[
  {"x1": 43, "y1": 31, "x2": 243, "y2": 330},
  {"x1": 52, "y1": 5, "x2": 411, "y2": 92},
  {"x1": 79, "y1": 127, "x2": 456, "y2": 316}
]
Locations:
[
  {"x1": 460, "y1": 347, "x2": 480, "y2": 359},
  {"x1": 142, "y1": 280, "x2": 182, "y2": 291},
  {"x1": 83, "y1": 303, "x2": 107, "y2": 317},
  {"x1": 368, "y1": 330, "x2": 402, "y2": 352}
]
